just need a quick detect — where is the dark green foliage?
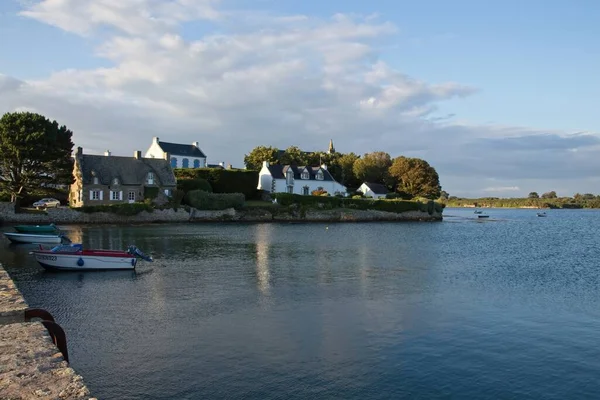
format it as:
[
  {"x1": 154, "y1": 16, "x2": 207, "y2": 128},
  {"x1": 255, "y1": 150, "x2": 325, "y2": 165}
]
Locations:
[
  {"x1": 76, "y1": 203, "x2": 154, "y2": 216},
  {"x1": 388, "y1": 156, "x2": 441, "y2": 199},
  {"x1": 443, "y1": 196, "x2": 600, "y2": 209},
  {"x1": 541, "y1": 191, "x2": 557, "y2": 199},
  {"x1": 177, "y1": 178, "x2": 212, "y2": 194},
  {"x1": 184, "y1": 190, "x2": 245, "y2": 210},
  {"x1": 272, "y1": 193, "x2": 439, "y2": 214},
  {"x1": 174, "y1": 168, "x2": 259, "y2": 199},
  {"x1": 0, "y1": 112, "x2": 74, "y2": 204},
  {"x1": 528, "y1": 192, "x2": 539, "y2": 199},
  {"x1": 144, "y1": 187, "x2": 160, "y2": 200},
  {"x1": 244, "y1": 146, "x2": 279, "y2": 170}
]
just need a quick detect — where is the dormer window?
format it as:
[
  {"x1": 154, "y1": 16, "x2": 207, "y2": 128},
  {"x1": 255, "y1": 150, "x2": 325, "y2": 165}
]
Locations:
[
  {"x1": 93, "y1": 177, "x2": 99, "y2": 185},
  {"x1": 316, "y1": 170, "x2": 324, "y2": 180},
  {"x1": 147, "y1": 172, "x2": 155, "y2": 185},
  {"x1": 301, "y1": 171, "x2": 309, "y2": 180},
  {"x1": 112, "y1": 178, "x2": 119, "y2": 185}
]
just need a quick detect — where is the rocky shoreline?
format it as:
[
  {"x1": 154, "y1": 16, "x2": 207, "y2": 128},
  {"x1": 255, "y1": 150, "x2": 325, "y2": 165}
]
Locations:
[{"x1": 0, "y1": 202, "x2": 442, "y2": 225}]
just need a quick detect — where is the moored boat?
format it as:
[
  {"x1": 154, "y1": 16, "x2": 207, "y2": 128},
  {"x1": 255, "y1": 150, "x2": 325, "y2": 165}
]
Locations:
[
  {"x1": 4, "y1": 232, "x2": 65, "y2": 244},
  {"x1": 477, "y1": 215, "x2": 490, "y2": 219},
  {"x1": 14, "y1": 223, "x2": 58, "y2": 233},
  {"x1": 537, "y1": 212, "x2": 547, "y2": 217},
  {"x1": 29, "y1": 244, "x2": 153, "y2": 271}
]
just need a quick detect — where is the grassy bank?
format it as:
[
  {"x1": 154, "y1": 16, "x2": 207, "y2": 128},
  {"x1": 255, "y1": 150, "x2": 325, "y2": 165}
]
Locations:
[{"x1": 443, "y1": 197, "x2": 600, "y2": 209}]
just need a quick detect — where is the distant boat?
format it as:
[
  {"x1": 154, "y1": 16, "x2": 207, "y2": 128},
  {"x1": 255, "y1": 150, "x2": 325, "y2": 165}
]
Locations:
[
  {"x1": 474, "y1": 210, "x2": 483, "y2": 214},
  {"x1": 4, "y1": 232, "x2": 65, "y2": 244},
  {"x1": 537, "y1": 212, "x2": 547, "y2": 217},
  {"x1": 29, "y1": 244, "x2": 153, "y2": 271},
  {"x1": 14, "y1": 223, "x2": 58, "y2": 234},
  {"x1": 477, "y1": 215, "x2": 490, "y2": 219}
]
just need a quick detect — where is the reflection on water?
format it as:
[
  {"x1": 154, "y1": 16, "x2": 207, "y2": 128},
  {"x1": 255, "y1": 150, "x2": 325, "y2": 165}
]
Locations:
[
  {"x1": 3, "y1": 211, "x2": 600, "y2": 399},
  {"x1": 254, "y1": 224, "x2": 271, "y2": 296}
]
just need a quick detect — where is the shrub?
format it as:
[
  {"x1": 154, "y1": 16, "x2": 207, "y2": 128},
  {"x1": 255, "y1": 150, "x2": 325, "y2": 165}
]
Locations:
[
  {"x1": 174, "y1": 168, "x2": 259, "y2": 199},
  {"x1": 185, "y1": 190, "x2": 245, "y2": 210},
  {"x1": 144, "y1": 187, "x2": 159, "y2": 200},
  {"x1": 312, "y1": 189, "x2": 328, "y2": 196},
  {"x1": 177, "y1": 178, "x2": 212, "y2": 194}
]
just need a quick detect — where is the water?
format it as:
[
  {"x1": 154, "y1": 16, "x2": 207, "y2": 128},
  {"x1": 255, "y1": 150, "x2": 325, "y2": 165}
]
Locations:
[{"x1": 2, "y1": 208, "x2": 600, "y2": 399}]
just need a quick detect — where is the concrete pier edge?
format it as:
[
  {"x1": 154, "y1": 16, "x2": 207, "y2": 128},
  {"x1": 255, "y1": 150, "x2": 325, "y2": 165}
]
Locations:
[{"x1": 0, "y1": 264, "x2": 96, "y2": 400}]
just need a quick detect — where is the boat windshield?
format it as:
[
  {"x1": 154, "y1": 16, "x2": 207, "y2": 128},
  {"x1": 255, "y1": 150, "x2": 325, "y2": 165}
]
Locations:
[{"x1": 50, "y1": 244, "x2": 83, "y2": 253}]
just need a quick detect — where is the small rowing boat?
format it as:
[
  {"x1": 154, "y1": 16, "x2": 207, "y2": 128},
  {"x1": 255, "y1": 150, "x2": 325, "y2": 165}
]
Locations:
[
  {"x1": 477, "y1": 215, "x2": 490, "y2": 219},
  {"x1": 14, "y1": 223, "x2": 59, "y2": 233},
  {"x1": 537, "y1": 212, "x2": 547, "y2": 217},
  {"x1": 29, "y1": 244, "x2": 153, "y2": 271},
  {"x1": 4, "y1": 232, "x2": 65, "y2": 244}
]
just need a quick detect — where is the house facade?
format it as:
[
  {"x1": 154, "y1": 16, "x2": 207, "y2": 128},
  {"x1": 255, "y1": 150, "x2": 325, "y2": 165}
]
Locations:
[
  {"x1": 145, "y1": 137, "x2": 207, "y2": 169},
  {"x1": 358, "y1": 182, "x2": 388, "y2": 199},
  {"x1": 70, "y1": 147, "x2": 177, "y2": 207},
  {"x1": 257, "y1": 161, "x2": 347, "y2": 195}
]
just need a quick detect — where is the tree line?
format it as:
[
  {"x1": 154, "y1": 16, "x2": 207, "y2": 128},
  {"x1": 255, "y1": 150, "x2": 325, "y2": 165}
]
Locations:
[{"x1": 244, "y1": 145, "x2": 442, "y2": 199}]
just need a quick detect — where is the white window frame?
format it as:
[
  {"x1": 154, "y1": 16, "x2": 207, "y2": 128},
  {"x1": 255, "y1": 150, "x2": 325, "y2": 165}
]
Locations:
[
  {"x1": 164, "y1": 189, "x2": 170, "y2": 196},
  {"x1": 110, "y1": 191, "x2": 120, "y2": 201},
  {"x1": 316, "y1": 171, "x2": 324, "y2": 181},
  {"x1": 128, "y1": 191, "x2": 135, "y2": 201},
  {"x1": 301, "y1": 172, "x2": 309, "y2": 179},
  {"x1": 147, "y1": 172, "x2": 155, "y2": 185},
  {"x1": 91, "y1": 190, "x2": 101, "y2": 200}
]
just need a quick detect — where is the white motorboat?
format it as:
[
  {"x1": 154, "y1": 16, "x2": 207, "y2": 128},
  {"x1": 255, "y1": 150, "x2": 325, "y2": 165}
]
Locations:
[
  {"x1": 4, "y1": 232, "x2": 65, "y2": 244},
  {"x1": 29, "y1": 243, "x2": 153, "y2": 271}
]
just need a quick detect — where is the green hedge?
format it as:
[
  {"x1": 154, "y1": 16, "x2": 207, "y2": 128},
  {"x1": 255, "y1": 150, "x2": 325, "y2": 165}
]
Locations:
[
  {"x1": 184, "y1": 189, "x2": 245, "y2": 210},
  {"x1": 75, "y1": 203, "x2": 154, "y2": 216},
  {"x1": 174, "y1": 168, "x2": 259, "y2": 199},
  {"x1": 272, "y1": 193, "x2": 442, "y2": 214},
  {"x1": 177, "y1": 178, "x2": 212, "y2": 194},
  {"x1": 144, "y1": 187, "x2": 159, "y2": 200}
]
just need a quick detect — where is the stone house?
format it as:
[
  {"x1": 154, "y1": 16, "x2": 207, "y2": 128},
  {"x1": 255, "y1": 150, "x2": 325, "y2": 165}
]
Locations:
[
  {"x1": 70, "y1": 148, "x2": 177, "y2": 207},
  {"x1": 145, "y1": 137, "x2": 207, "y2": 169},
  {"x1": 257, "y1": 161, "x2": 347, "y2": 196}
]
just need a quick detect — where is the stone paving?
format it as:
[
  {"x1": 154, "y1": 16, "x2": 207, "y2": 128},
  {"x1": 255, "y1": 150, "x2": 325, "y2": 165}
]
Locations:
[{"x1": 0, "y1": 266, "x2": 96, "y2": 400}]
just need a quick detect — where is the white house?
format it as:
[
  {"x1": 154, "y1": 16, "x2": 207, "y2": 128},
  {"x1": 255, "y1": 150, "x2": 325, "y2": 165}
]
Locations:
[
  {"x1": 358, "y1": 182, "x2": 388, "y2": 199},
  {"x1": 257, "y1": 161, "x2": 347, "y2": 195},
  {"x1": 145, "y1": 137, "x2": 207, "y2": 169}
]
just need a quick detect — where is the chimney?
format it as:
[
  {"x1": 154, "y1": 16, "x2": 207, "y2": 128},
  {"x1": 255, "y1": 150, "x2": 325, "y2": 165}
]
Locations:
[
  {"x1": 227, "y1": 163, "x2": 232, "y2": 170},
  {"x1": 153, "y1": 136, "x2": 160, "y2": 144},
  {"x1": 104, "y1": 150, "x2": 111, "y2": 157},
  {"x1": 192, "y1": 141, "x2": 199, "y2": 148},
  {"x1": 219, "y1": 161, "x2": 224, "y2": 167},
  {"x1": 262, "y1": 161, "x2": 269, "y2": 168},
  {"x1": 134, "y1": 151, "x2": 142, "y2": 159},
  {"x1": 163, "y1": 152, "x2": 170, "y2": 161},
  {"x1": 76, "y1": 147, "x2": 83, "y2": 156}
]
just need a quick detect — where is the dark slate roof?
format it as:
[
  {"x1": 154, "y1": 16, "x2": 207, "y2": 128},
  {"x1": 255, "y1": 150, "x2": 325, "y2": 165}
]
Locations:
[
  {"x1": 267, "y1": 164, "x2": 337, "y2": 182},
  {"x1": 364, "y1": 182, "x2": 388, "y2": 194},
  {"x1": 80, "y1": 155, "x2": 177, "y2": 186},
  {"x1": 158, "y1": 141, "x2": 206, "y2": 158}
]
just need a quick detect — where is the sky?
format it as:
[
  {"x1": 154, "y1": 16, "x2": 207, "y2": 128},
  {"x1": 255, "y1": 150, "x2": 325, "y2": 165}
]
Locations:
[{"x1": 1, "y1": 0, "x2": 599, "y2": 198}]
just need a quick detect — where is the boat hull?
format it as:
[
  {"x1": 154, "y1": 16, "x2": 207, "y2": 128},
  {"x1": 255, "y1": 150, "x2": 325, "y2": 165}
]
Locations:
[
  {"x1": 14, "y1": 224, "x2": 58, "y2": 233},
  {"x1": 4, "y1": 233, "x2": 63, "y2": 244},
  {"x1": 31, "y1": 252, "x2": 137, "y2": 271}
]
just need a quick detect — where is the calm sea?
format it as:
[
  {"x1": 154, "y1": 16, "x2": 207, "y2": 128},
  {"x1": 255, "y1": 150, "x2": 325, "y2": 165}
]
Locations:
[{"x1": 3, "y1": 208, "x2": 600, "y2": 399}]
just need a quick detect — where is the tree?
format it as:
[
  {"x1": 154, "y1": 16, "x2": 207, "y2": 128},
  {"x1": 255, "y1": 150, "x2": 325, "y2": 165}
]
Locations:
[
  {"x1": 279, "y1": 146, "x2": 306, "y2": 165},
  {"x1": 388, "y1": 156, "x2": 441, "y2": 199},
  {"x1": 353, "y1": 151, "x2": 392, "y2": 184},
  {"x1": 541, "y1": 191, "x2": 557, "y2": 199},
  {"x1": 243, "y1": 146, "x2": 279, "y2": 170},
  {"x1": 440, "y1": 190, "x2": 450, "y2": 200},
  {"x1": 528, "y1": 192, "x2": 539, "y2": 199},
  {"x1": 332, "y1": 152, "x2": 360, "y2": 188},
  {"x1": 0, "y1": 112, "x2": 74, "y2": 207}
]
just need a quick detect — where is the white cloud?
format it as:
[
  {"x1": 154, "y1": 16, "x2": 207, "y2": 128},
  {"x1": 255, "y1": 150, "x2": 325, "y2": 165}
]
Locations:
[{"x1": 1, "y1": 1, "x2": 599, "y2": 198}]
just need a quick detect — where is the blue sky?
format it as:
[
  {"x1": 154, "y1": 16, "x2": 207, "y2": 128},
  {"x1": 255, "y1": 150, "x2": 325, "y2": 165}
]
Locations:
[{"x1": 1, "y1": 0, "x2": 599, "y2": 197}]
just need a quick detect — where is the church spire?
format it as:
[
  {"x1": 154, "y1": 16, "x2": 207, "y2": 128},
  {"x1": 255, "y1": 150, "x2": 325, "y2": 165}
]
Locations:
[{"x1": 328, "y1": 138, "x2": 335, "y2": 154}]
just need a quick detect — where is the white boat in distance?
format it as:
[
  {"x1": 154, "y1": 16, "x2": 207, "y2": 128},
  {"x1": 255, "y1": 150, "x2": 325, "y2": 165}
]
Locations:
[
  {"x1": 29, "y1": 244, "x2": 153, "y2": 271},
  {"x1": 4, "y1": 232, "x2": 64, "y2": 244}
]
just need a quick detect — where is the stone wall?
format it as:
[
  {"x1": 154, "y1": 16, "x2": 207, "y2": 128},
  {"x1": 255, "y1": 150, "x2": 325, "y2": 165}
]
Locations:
[
  {"x1": 0, "y1": 265, "x2": 96, "y2": 399},
  {"x1": 0, "y1": 202, "x2": 442, "y2": 225}
]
